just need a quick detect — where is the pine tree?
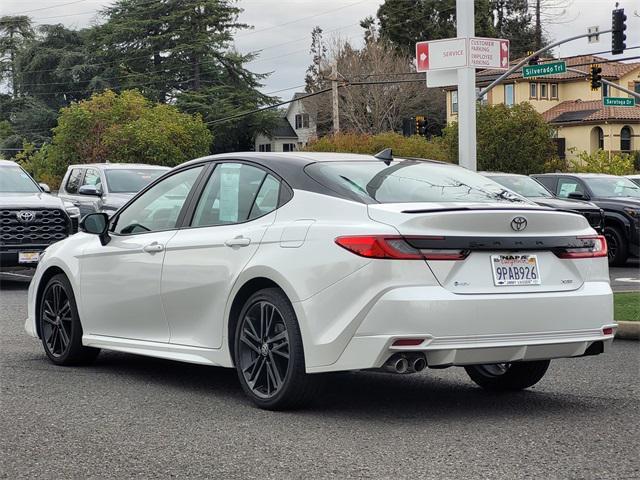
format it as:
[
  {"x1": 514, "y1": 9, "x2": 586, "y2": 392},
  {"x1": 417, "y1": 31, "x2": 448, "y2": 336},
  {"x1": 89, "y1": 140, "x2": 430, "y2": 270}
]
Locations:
[{"x1": 0, "y1": 15, "x2": 34, "y2": 97}]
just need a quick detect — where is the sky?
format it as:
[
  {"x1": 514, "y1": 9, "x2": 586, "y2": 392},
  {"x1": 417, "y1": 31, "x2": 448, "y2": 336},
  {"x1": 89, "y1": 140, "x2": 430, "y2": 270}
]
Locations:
[{"x1": 1, "y1": 0, "x2": 639, "y2": 98}]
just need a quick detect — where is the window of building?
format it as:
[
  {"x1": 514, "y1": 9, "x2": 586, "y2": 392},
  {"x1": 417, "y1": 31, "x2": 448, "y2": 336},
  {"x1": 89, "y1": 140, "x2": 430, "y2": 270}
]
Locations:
[
  {"x1": 620, "y1": 126, "x2": 632, "y2": 151},
  {"x1": 451, "y1": 90, "x2": 458, "y2": 114},
  {"x1": 258, "y1": 144, "x2": 271, "y2": 152},
  {"x1": 504, "y1": 84, "x2": 514, "y2": 106},
  {"x1": 591, "y1": 126, "x2": 604, "y2": 152},
  {"x1": 635, "y1": 82, "x2": 640, "y2": 94},
  {"x1": 475, "y1": 87, "x2": 487, "y2": 105},
  {"x1": 529, "y1": 82, "x2": 538, "y2": 99},
  {"x1": 602, "y1": 83, "x2": 609, "y2": 97},
  {"x1": 283, "y1": 143, "x2": 296, "y2": 152},
  {"x1": 295, "y1": 113, "x2": 310, "y2": 129},
  {"x1": 540, "y1": 83, "x2": 548, "y2": 99},
  {"x1": 550, "y1": 83, "x2": 558, "y2": 99}
]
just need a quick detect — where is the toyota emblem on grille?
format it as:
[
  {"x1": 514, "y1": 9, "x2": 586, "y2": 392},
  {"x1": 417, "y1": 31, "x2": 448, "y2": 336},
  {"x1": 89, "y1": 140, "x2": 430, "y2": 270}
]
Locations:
[
  {"x1": 510, "y1": 216, "x2": 527, "y2": 231},
  {"x1": 16, "y1": 211, "x2": 36, "y2": 223}
]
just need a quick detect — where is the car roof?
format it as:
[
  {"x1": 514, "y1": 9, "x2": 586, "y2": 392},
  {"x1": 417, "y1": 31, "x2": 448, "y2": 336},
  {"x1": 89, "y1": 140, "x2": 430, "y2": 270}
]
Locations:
[
  {"x1": 67, "y1": 163, "x2": 170, "y2": 170},
  {"x1": 533, "y1": 172, "x2": 619, "y2": 178},
  {"x1": 0, "y1": 159, "x2": 18, "y2": 166},
  {"x1": 626, "y1": 174, "x2": 640, "y2": 179}
]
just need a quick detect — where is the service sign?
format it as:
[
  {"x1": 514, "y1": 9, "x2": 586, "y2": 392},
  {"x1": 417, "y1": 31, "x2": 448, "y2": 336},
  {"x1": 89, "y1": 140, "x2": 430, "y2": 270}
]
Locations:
[
  {"x1": 468, "y1": 37, "x2": 509, "y2": 70},
  {"x1": 416, "y1": 38, "x2": 467, "y2": 72}
]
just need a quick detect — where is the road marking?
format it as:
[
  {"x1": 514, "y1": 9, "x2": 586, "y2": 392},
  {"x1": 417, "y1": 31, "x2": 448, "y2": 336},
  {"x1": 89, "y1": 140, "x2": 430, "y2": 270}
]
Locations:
[{"x1": 615, "y1": 277, "x2": 640, "y2": 283}]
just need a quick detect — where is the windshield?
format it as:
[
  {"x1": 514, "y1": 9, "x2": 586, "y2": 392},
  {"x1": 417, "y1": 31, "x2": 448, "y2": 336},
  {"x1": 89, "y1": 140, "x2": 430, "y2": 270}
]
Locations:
[
  {"x1": 583, "y1": 177, "x2": 640, "y2": 198},
  {"x1": 488, "y1": 175, "x2": 553, "y2": 198},
  {"x1": 305, "y1": 161, "x2": 526, "y2": 204},
  {"x1": 105, "y1": 169, "x2": 167, "y2": 193},
  {"x1": 0, "y1": 165, "x2": 41, "y2": 193}
]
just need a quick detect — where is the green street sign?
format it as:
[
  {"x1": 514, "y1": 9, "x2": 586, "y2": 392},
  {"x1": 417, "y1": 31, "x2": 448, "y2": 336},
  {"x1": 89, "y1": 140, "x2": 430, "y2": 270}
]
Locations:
[
  {"x1": 522, "y1": 61, "x2": 566, "y2": 78},
  {"x1": 603, "y1": 97, "x2": 636, "y2": 107}
]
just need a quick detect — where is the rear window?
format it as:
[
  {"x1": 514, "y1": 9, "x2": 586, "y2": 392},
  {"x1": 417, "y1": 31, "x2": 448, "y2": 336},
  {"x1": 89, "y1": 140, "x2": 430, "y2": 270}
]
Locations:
[{"x1": 305, "y1": 161, "x2": 526, "y2": 204}]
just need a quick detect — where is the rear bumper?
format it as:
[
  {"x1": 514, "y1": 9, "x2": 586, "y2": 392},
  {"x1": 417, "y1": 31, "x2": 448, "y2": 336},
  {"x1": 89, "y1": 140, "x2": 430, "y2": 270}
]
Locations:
[{"x1": 306, "y1": 281, "x2": 614, "y2": 373}]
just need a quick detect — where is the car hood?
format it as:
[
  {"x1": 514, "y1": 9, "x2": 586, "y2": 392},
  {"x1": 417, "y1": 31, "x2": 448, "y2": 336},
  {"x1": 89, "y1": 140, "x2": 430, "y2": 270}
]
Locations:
[
  {"x1": 530, "y1": 197, "x2": 600, "y2": 211},
  {"x1": 0, "y1": 192, "x2": 65, "y2": 209},
  {"x1": 591, "y1": 197, "x2": 640, "y2": 208},
  {"x1": 102, "y1": 192, "x2": 134, "y2": 209}
]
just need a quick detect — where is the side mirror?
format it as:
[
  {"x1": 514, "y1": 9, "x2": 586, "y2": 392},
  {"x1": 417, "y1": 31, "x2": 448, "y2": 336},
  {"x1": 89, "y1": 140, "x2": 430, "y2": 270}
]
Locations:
[
  {"x1": 80, "y1": 212, "x2": 110, "y2": 245},
  {"x1": 39, "y1": 183, "x2": 51, "y2": 193},
  {"x1": 568, "y1": 191, "x2": 587, "y2": 200},
  {"x1": 78, "y1": 184, "x2": 102, "y2": 196}
]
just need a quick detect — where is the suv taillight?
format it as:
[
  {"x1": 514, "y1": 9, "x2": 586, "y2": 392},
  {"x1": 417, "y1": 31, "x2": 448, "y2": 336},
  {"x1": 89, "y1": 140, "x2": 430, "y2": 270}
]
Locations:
[
  {"x1": 555, "y1": 235, "x2": 608, "y2": 259},
  {"x1": 335, "y1": 235, "x2": 468, "y2": 260}
]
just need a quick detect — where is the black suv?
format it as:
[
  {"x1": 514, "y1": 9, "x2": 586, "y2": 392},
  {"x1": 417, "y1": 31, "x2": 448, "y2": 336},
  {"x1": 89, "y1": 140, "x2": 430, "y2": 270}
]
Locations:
[
  {"x1": 532, "y1": 173, "x2": 640, "y2": 266},
  {"x1": 0, "y1": 160, "x2": 79, "y2": 269}
]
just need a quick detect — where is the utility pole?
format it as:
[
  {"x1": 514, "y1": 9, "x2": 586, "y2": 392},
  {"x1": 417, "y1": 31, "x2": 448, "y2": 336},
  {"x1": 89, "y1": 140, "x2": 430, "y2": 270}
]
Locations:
[
  {"x1": 331, "y1": 63, "x2": 340, "y2": 134},
  {"x1": 535, "y1": 0, "x2": 542, "y2": 50},
  {"x1": 456, "y1": 0, "x2": 476, "y2": 171}
]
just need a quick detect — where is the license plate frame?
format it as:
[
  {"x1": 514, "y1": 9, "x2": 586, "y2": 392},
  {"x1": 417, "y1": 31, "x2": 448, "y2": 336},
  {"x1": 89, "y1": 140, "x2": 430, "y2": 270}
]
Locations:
[
  {"x1": 18, "y1": 251, "x2": 41, "y2": 264},
  {"x1": 491, "y1": 254, "x2": 541, "y2": 286}
]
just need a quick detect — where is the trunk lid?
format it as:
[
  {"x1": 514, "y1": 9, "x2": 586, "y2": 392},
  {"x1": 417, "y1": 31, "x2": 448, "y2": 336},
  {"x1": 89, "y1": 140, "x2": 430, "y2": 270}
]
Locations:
[{"x1": 368, "y1": 203, "x2": 596, "y2": 294}]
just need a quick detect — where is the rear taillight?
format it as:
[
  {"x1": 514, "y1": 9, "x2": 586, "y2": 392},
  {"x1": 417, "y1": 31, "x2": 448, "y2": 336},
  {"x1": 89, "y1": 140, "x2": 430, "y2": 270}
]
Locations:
[
  {"x1": 555, "y1": 235, "x2": 608, "y2": 259},
  {"x1": 335, "y1": 235, "x2": 468, "y2": 260}
]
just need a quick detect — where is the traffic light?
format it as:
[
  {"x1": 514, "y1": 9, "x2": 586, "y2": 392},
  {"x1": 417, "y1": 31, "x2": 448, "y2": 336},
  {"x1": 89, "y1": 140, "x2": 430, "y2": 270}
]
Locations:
[
  {"x1": 415, "y1": 115, "x2": 426, "y2": 136},
  {"x1": 527, "y1": 52, "x2": 539, "y2": 65},
  {"x1": 611, "y1": 8, "x2": 627, "y2": 55},
  {"x1": 590, "y1": 64, "x2": 602, "y2": 91}
]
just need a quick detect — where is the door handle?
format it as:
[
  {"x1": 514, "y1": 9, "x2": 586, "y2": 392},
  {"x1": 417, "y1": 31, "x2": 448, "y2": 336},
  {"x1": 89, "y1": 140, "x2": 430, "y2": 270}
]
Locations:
[
  {"x1": 142, "y1": 242, "x2": 164, "y2": 253},
  {"x1": 225, "y1": 236, "x2": 251, "y2": 247}
]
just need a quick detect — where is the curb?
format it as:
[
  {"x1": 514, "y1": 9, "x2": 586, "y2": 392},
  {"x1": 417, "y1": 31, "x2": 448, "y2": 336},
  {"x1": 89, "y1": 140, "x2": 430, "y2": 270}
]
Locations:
[{"x1": 615, "y1": 321, "x2": 640, "y2": 340}]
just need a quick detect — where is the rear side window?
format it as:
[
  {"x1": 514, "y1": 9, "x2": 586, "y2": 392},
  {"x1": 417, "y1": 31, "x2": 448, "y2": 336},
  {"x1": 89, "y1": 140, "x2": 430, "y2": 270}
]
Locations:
[
  {"x1": 305, "y1": 161, "x2": 525, "y2": 204},
  {"x1": 66, "y1": 168, "x2": 84, "y2": 194},
  {"x1": 191, "y1": 163, "x2": 279, "y2": 227}
]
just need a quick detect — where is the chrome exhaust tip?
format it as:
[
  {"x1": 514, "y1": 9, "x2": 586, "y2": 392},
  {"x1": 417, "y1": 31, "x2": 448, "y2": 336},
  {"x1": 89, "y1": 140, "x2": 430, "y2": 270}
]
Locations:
[
  {"x1": 384, "y1": 354, "x2": 409, "y2": 374},
  {"x1": 411, "y1": 355, "x2": 427, "y2": 372}
]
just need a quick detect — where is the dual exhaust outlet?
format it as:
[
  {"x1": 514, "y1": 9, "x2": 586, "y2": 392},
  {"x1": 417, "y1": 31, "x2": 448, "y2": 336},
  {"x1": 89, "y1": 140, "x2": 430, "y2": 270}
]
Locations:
[{"x1": 383, "y1": 353, "x2": 427, "y2": 374}]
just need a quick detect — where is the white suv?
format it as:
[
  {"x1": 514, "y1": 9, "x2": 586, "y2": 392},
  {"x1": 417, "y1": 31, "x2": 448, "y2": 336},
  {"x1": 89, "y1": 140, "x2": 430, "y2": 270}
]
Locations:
[{"x1": 25, "y1": 152, "x2": 614, "y2": 409}]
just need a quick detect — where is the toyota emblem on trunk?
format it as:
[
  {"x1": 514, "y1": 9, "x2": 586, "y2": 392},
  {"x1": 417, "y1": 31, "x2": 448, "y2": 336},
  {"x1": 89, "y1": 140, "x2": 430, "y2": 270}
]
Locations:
[
  {"x1": 510, "y1": 216, "x2": 527, "y2": 231},
  {"x1": 16, "y1": 211, "x2": 36, "y2": 223}
]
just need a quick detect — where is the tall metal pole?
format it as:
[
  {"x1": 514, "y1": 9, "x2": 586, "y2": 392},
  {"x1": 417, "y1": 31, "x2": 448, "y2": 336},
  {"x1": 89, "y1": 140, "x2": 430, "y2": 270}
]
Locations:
[
  {"x1": 331, "y1": 63, "x2": 340, "y2": 134},
  {"x1": 456, "y1": 0, "x2": 476, "y2": 171}
]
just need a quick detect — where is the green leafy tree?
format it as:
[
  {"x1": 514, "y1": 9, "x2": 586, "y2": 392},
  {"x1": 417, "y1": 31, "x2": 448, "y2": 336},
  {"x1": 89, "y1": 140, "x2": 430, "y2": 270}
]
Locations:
[
  {"x1": 376, "y1": 0, "x2": 541, "y2": 58},
  {"x1": 442, "y1": 103, "x2": 557, "y2": 174},
  {"x1": 0, "y1": 15, "x2": 34, "y2": 97},
  {"x1": 46, "y1": 90, "x2": 212, "y2": 178},
  {"x1": 570, "y1": 150, "x2": 635, "y2": 176}
]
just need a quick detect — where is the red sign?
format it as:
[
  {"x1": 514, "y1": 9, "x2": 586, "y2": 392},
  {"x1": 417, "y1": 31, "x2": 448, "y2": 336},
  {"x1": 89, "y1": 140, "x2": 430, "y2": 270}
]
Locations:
[{"x1": 416, "y1": 42, "x2": 429, "y2": 72}]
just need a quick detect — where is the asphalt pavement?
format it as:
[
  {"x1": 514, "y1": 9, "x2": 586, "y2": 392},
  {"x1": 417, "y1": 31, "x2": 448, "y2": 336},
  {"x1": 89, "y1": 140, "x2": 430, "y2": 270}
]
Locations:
[
  {"x1": 1, "y1": 278, "x2": 638, "y2": 479},
  {"x1": 610, "y1": 259, "x2": 640, "y2": 292}
]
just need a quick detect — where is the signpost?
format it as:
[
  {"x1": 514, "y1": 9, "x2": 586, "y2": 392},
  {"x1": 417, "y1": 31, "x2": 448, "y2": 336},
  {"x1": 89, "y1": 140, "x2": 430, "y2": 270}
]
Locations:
[
  {"x1": 603, "y1": 97, "x2": 636, "y2": 107},
  {"x1": 522, "y1": 61, "x2": 567, "y2": 78}
]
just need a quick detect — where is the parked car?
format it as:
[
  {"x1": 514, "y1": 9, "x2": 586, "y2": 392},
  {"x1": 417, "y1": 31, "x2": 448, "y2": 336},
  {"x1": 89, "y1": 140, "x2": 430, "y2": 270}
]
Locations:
[
  {"x1": 626, "y1": 174, "x2": 640, "y2": 187},
  {"x1": 26, "y1": 152, "x2": 614, "y2": 410},
  {"x1": 532, "y1": 173, "x2": 640, "y2": 266},
  {"x1": 58, "y1": 163, "x2": 170, "y2": 217},
  {"x1": 481, "y1": 172, "x2": 605, "y2": 233},
  {"x1": 0, "y1": 160, "x2": 80, "y2": 269}
]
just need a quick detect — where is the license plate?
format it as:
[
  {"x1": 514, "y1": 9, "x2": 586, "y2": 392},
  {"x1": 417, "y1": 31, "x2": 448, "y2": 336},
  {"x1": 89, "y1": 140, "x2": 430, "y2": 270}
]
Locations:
[
  {"x1": 491, "y1": 254, "x2": 541, "y2": 286},
  {"x1": 18, "y1": 251, "x2": 41, "y2": 264}
]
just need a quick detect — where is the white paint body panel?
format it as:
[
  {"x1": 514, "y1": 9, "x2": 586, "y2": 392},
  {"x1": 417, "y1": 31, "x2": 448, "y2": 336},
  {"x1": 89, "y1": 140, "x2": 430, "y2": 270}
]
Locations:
[{"x1": 26, "y1": 185, "x2": 615, "y2": 374}]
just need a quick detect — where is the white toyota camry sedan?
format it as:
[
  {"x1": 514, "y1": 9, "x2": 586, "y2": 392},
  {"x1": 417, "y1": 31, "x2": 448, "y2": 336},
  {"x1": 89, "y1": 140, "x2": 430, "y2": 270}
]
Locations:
[{"x1": 25, "y1": 152, "x2": 615, "y2": 410}]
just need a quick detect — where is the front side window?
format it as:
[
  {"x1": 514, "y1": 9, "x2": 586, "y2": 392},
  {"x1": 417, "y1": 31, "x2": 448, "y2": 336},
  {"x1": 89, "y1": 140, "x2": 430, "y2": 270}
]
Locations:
[
  {"x1": 557, "y1": 178, "x2": 584, "y2": 198},
  {"x1": 66, "y1": 168, "x2": 84, "y2": 194},
  {"x1": 305, "y1": 161, "x2": 526, "y2": 204},
  {"x1": 82, "y1": 168, "x2": 102, "y2": 192},
  {"x1": 0, "y1": 165, "x2": 40, "y2": 193},
  {"x1": 191, "y1": 163, "x2": 279, "y2": 227},
  {"x1": 504, "y1": 84, "x2": 514, "y2": 106},
  {"x1": 113, "y1": 166, "x2": 203, "y2": 235},
  {"x1": 451, "y1": 90, "x2": 459, "y2": 113},
  {"x1": 583, "y1": 177, "x2": 640, "y2": 198}
]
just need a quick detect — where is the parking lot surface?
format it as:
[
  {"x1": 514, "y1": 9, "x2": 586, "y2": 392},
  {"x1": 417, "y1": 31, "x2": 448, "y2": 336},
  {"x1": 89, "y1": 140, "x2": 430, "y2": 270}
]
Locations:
[{"x1": 1, "y1": 278, "x2": 638, "y2": 479}]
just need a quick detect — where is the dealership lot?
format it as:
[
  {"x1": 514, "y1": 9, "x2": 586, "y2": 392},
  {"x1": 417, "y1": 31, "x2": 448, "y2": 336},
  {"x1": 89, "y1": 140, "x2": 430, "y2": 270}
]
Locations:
[{"x1": 1, "y1": 277, "x2": 638, "y2": 479}]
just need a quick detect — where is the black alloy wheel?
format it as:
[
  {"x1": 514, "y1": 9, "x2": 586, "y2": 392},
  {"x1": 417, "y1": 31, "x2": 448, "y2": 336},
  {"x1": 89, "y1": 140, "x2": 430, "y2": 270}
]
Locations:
[
  {"x1": 234, "y1": 288, "x2": 320, "y2": 410},
  {"x1": 39, "y1": 274, "x2": 100, "y2": 365},
  {"x1": 604, "y1": 226, "x2": 627, "y2": 266}
]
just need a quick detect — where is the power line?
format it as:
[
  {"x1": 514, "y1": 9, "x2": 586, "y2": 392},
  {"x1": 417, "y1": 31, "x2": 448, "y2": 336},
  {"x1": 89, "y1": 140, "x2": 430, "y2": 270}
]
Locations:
[{"x1": 3, "y1": 0, "x2": 90, "y2": 16}]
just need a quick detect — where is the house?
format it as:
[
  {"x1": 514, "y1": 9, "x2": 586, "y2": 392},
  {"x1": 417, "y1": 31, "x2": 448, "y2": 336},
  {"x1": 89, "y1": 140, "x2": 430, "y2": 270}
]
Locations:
[
  {"x1": 444, "y1": 55, "x2": 640, "y2": 160},
  {"x1": 254, "y1": 92, "x2": 317, "y2": 152}
]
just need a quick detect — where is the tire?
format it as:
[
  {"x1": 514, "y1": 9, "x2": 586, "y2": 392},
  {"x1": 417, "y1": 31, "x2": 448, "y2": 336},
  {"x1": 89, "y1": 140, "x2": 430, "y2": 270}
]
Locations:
[
  {"x1": 604, "y1": 225, "x2": 628, "y2": 267},
  {"x1": 464, "y1": 360, "x2": 550, "y2": 391},
  {"x1": 233, "y1": 288, "x2": 320, "y2": 410},
  {"x1": 39, "y1": 274, "x2": 100, "y2": 365}
]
